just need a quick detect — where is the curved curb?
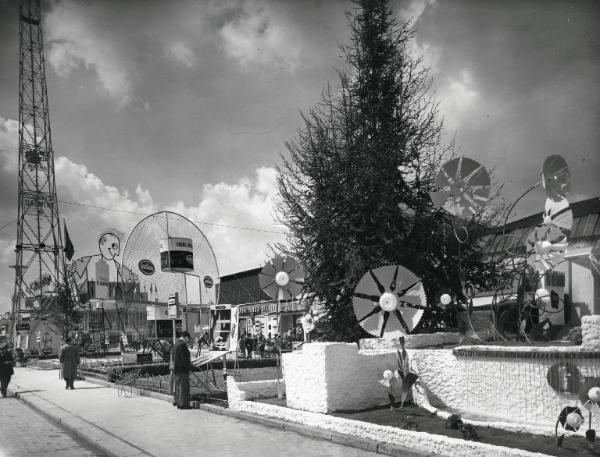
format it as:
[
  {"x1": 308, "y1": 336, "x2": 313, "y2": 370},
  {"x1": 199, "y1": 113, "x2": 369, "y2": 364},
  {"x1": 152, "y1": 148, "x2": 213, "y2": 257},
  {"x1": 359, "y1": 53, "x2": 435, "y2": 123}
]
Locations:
[{"x1": 83, "y1": 375, "x2": 429, "y2": 457}]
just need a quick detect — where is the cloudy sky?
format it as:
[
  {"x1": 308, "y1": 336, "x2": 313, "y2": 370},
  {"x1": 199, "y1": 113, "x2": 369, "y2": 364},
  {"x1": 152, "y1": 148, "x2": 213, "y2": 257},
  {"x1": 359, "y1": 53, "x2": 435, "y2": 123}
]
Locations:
[{"x1": 0, "y1": 0, "x2": 598, "y2": 314}]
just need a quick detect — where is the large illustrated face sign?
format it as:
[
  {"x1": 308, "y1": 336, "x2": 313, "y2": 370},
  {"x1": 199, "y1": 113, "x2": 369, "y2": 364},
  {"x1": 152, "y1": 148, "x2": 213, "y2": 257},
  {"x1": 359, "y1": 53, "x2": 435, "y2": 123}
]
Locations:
[{"x1": 98, "y1": 232, "x2": 121, "y2": 260}]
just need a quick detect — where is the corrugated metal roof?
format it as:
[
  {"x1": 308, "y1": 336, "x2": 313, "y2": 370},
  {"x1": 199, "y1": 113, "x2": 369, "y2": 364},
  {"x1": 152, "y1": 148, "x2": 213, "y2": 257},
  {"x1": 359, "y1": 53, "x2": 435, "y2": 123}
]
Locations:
[{"x1": 486, "y1": 197, "x2": 600, "y2": 255}]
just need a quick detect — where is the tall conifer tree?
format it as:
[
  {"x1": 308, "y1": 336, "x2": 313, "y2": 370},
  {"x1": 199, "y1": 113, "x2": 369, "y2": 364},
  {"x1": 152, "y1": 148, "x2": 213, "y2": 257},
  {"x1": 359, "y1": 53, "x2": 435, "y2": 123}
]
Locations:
[{"x1": 277, "y1": 0, "x2": 497, "y2": 341}]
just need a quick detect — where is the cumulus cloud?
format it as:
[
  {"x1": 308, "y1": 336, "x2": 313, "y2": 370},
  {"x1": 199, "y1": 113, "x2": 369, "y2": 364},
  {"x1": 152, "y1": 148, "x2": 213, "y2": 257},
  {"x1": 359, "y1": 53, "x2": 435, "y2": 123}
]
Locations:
[
  {"x1": 438, "y1": 70, "x2": 479, "y2": 131},
  {"x1": 399, "y1": 0, "x2": 437, "y2": 24},
  {"x1": 0, "y1": 238, "x2": 14, "y2": 265},
  {"x1": 55, "y1": 158, "x2": 283, "y2": 276},
  {"x1": 55, "y1": 156, "x2": 156, "y2": 232},
  {"x1": 168, "y1": 166, "x2": 284, "y2": 275},
  {"x1": 219, "y1": 2, "x2": 303, "y2": 72},
  {"x1": 165, "y1": 42, "x2": 198, "y2": 68},
  {"x1": 45, "y1": 1, "x2": 132, "y2": 106},
  {"x1": 0, "y1": 116, "x2": 18, "y2": 172}
]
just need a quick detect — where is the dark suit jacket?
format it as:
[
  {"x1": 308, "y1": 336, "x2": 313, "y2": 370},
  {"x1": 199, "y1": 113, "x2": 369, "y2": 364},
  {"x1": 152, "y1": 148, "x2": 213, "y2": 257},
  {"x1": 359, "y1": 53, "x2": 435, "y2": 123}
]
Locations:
[
  {"x1": 172, "y1": 339, "x2": 192, "y2": 374},
  {"x1": 0, "y1": 350, "x2": 14, "y2": 377}
]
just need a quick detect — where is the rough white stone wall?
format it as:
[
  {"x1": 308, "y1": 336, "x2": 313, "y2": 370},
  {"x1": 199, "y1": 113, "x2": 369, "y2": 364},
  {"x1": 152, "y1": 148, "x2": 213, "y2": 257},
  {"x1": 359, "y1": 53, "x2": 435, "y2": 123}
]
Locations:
[
  {"x1": 282, "y1": 343, "x2": 329, "y2": 412},
  {"x1": 229, "y1": 397, "x2": 552, "y2": 457},
  {"x1": 582, "y1": 315, "x2": 600, "y2": 349},
  {"x1": 408, "y1": 349, "x2": 465, "y2": 409},
  {"x1": 282, "y1": 343, "x2": 600, "y2": 435},
  {"x1": 227, "y1": 378, "x2": 282, "y2": 403},
  {"x1": 283, "y1": 342, "x2": 405, "y2": 413}
]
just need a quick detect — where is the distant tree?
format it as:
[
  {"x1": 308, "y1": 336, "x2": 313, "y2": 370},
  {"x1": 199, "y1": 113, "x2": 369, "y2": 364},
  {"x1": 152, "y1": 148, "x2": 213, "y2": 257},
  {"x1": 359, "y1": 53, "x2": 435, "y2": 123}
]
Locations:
[
  {"x1": 277, "y1": 0, "x2": 500, "y2": 341},
  {"x1": 46, "y1": 282, "x2": 82, "y2": 339}
]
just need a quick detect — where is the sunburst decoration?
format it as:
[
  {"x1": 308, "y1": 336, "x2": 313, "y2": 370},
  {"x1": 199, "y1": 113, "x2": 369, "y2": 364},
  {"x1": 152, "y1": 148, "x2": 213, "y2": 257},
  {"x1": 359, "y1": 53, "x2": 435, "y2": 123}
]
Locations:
[
  {"x1": 543, "y1": 197, "x2": 573, "y2": 231},
  {"x1": 429, "y1": 157, "x2": 491, "y2": 219},
  {"x1": 259, "y1": 256, "x2": 304, "y2": 300},
  {"x1": 526, "y1": 225, "x2": 568, "y2": 272},
  {"x1": 353, "y1": 265, "x2": 427, "y2": 339}
]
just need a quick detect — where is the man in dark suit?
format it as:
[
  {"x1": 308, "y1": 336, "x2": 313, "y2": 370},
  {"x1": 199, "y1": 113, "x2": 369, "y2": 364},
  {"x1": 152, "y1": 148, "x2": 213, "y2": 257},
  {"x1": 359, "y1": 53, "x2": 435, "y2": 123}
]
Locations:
[
  {"x1": 0, "y1": 338, "x2": 15, "y2": 397},
  {"x1": 172, "y1": 331, "x2": 193, "y2": 409},
  {"x1": 59, "y1": 336, "x2": 80, "y2": 390}
]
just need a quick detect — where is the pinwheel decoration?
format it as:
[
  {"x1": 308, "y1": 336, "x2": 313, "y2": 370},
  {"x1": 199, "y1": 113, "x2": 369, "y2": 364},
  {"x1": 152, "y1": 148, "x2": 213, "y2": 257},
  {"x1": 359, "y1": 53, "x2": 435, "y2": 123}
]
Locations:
[
  {"x1": 526, "y1": 225, "x2": 568, "y2": 272},
  {"x1": 259, "y1": 255, "x2": 304, "y2": 300},
  {"x1": 542, "y1": 155, "x2": 570, "y2": 200},
  {"x1": 543, "y1": 197, "x2": 573, "y2": 231},
  {"x1": 353, "y1": 265, "x2": 427, "y2": 339},
  {"x1": 429, "y1": 157, "x2": 491, "y2": 219},
  {"x1": 555, "y1": 406, "x2": 585, "y2": 447}
]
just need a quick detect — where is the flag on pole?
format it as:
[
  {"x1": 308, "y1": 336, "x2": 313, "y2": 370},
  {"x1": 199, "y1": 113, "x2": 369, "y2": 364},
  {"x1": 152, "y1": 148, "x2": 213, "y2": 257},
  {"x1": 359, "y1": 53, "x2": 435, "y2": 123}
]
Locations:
[{"x1": 64, "y1": 222, "x2": 75, "y2": 261}]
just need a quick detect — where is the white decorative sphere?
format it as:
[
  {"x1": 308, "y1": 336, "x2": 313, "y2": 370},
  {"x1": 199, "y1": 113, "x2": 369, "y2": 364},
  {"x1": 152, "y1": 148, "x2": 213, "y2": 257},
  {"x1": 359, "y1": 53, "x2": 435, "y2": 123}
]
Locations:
[
  {"x1": 440, "y1": 294, "x2": 452, "y2": 306},
  {"x1": 589, "y1": 386, "x2": 600, "y2": 403},
  {"x1": 535, "y1": 288, "x2": 551, "y2": 305},
  {"x1": 565, "y1": 411, "x2": 584, "y2": 429},
  {"x1": 382, "y1": 370, "x2": 393, "y2": 381}
]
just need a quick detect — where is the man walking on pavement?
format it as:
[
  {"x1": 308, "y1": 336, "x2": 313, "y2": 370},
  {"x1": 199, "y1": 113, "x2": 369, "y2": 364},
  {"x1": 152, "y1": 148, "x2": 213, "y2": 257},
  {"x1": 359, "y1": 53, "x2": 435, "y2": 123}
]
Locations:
[
  {"x1": 0, "y1": 338, "x2": 15, "y2": 397},
  {"x1": 58, "y1": 336, "x2": 80, "y2": 389},
  {"x1": 172, "y1": 331, "x2": 193, "y2": 409}
]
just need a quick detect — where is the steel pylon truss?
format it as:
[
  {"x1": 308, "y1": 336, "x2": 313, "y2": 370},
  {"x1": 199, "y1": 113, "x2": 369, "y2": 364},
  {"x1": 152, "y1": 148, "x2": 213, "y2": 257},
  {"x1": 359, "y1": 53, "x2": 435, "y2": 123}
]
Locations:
[{"x1": 12, "y1": 0, "x2": 64, "y2": 318}]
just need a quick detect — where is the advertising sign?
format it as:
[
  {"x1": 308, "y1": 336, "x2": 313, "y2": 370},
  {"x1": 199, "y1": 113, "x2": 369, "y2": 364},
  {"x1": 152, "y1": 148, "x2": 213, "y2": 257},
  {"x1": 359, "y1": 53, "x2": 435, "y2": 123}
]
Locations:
[
  {"x1": 209, "y1": 304, "x2": 231, "y2": 350},
  {"x1": 229, "y1": 306, "x2": 239, "y2": 353},
  {"x1": 146, "y1": 305, "x2": 170, "y2": 321},
  {"x1": 160, "y1": 237, "x2": 193, "y2": 273},
  {"x1": 95, "y1": 258, "x2": 110, "y2": 299},
  {"x1": 138, "y1": 259, "x2": 155, "y2": 276},
  {"x1": 168, "y1": 295, "x2": 179, "y2": 318}
]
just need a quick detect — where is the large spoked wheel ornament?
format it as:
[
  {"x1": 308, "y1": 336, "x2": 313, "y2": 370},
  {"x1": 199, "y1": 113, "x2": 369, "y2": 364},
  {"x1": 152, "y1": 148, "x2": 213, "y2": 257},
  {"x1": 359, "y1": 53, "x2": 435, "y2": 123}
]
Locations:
[
  {"x1": 542, "y1": 155, "x2": 570, "y2": 200},
  {"x1": 259, "y1": 255, "x2": 304, "y2": 300},
  {"x1": 353, "y1": 265, "x2": 427, "y2": 339},
  {"x1": 429, "y1": 157, "x2": 491, "y2": 219},
  {"x1": 526, "y1": 225, "x2": 567, "y2": 272}
]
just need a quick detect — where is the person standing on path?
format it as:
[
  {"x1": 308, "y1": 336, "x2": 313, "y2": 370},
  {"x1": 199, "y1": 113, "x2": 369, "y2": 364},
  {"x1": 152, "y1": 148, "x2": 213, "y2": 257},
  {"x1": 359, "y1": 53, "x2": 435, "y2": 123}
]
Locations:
[
  {"x1": 0, "y1": 338, "x2": 15, "y2": 397},
  {"x1": 172, "y1": 331, "x2": 193, "y2": 409},
  {"x1": 58, "y1": 336, "x2": 80, "y2": 390}
]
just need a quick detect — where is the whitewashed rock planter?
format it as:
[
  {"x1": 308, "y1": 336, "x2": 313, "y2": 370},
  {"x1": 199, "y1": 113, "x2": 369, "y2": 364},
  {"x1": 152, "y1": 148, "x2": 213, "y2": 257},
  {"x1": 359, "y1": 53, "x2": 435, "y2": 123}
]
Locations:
[
  {"x1": 582, "y1": 315, "x2": 600, "y2": 350},
  {"x1": 281, "y1": 342, "x2": 600, "y2": 436},
  {"x1": 226, "y1": 377, "x2": 553, "y2": 457}
]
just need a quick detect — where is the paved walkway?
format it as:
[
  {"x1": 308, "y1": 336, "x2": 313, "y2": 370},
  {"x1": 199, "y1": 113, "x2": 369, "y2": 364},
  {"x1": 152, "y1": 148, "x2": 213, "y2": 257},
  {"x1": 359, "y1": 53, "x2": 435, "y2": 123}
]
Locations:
[
  {"x1": 8, "y1": 367, "x2": 379, "y2": 457},
  {"x1": 0, "y1": 397, "x2": 100, "y2": 457}
]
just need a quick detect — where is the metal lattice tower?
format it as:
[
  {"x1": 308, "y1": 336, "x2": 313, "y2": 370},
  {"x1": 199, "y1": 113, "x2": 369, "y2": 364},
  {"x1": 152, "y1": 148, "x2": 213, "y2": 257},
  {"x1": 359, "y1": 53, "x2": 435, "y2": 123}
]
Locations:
[{"x1": 12, "y1": 0, "x2": 64, "y2": 335}]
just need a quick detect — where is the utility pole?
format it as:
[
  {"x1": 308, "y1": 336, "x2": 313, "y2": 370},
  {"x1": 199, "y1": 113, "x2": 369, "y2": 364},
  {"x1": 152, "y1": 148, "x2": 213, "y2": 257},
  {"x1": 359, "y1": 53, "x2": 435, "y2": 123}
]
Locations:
[{"x1": 11, "y1": 0, "x2": 65, "y2": 348}]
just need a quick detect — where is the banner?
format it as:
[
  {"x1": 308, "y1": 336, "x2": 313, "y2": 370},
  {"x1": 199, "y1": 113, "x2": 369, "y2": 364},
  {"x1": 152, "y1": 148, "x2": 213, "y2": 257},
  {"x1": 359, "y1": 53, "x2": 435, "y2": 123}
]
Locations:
[{"x1": 160, "y1": 237, "x2": 193, "y2": 272}]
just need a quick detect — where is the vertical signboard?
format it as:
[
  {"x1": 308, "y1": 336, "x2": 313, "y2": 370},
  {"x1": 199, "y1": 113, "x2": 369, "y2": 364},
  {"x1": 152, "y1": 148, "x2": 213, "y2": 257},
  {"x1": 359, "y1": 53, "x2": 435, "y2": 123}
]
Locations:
[
  {"x1": 95, "y1": 258, "x2": 110, "y2": 299},
  {"x1": 229, "y1": 306, "x2": 239, "y2": 353}
]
